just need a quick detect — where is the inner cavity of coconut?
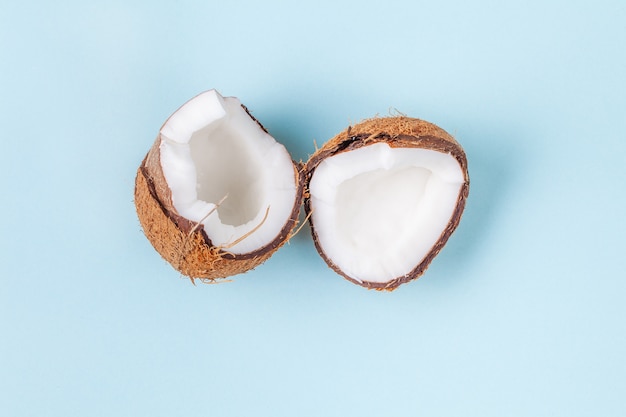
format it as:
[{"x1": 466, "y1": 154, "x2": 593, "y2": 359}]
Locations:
[
  {"x1": 158, "y1": 90, "x2": 297, "y2": 254},
  {"x1": 309, "y1": 142, "x2": 464, "y2": 284}
]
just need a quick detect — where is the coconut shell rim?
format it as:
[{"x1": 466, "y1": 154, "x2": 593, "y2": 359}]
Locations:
[{"x1": 303, "y1": 117, "x2": 470, "y2": 291}]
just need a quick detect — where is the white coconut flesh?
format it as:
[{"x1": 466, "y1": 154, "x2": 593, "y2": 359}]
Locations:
[
  {"x1": 309, "y1": 142, "x2": 465, "y2": 283},
  {"x1": 158, "y1": 90, "x2": 297, "y2": 254}
]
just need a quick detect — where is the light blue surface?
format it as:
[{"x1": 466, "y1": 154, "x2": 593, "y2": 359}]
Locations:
[{"x1": 1, "y1": 0, "x2": 625, "y2": 416}]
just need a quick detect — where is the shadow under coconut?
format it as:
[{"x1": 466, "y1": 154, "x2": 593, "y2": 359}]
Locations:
[
  {"x1": 250, "y1": 89, "x2": 352, "y2": 249},
  {"x1": 256, "y1": 113, "x2": 317, "y2": 248},
  {"x1": 250, "y1": 79, "x2": 377, "y2": 163},
  {"x1": 261, "y1": 115, "x2": 318, "y2": 165},
  {"x1": 424, "y1": 128, "x2": 527, "y2": 285}
]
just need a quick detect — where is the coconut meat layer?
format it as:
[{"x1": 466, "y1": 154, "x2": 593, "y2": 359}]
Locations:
[
  {"x1": 309, "y1": 142, "x2": 464, "y2": 283},
  {"x1": 158, "y1": 90, "x2": 297, "y2": 254}
]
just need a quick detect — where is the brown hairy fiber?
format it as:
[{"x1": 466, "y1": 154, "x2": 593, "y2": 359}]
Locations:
[{"x1": 304, "y1": 116, "x2": 470, "y2": 291}]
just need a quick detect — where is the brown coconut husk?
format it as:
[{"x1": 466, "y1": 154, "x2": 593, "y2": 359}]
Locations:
[
  {"x1": 304, "y1": 116, "x2": 470, "y2": 291},
  {"x1": 134, "y1": 106, "x2": 304, "y2": 282}
]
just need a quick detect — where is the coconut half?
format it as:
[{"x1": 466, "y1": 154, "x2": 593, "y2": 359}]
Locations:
[
  {"x1": 135, "y1": 90, "x2": 303, "y2": 281},
  {"x1": 305, "y1": 117, "x2": 469, "y2": 291}
]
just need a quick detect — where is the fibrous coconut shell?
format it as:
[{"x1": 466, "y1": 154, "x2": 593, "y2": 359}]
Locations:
[{"x1": 134, "y1": 104, "x2": 304, "y2": 282}]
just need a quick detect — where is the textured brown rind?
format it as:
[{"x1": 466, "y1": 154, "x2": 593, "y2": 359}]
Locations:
[
  {"x1": 134, "y1": 105, "x2": 304, "y2": 281},
  {"x1": 304, "y1": 116, "x2": 470, "y2": 291}
]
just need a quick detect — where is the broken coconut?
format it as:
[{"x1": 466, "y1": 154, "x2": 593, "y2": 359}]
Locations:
[
  {"x1": 304, "y1": 117, "x2": 469, "y2": 291},
  {"x1": 134, "y1": 90, "x2": 303, "y2": 281}
]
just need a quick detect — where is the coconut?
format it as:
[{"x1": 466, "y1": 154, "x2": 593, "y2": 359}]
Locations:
[
  {"x1": 304, "y1": 116, "x2": 469, "y2": 291},
  {"x1": 134, "y1": 90, "x2": 303, "y2": 281}
]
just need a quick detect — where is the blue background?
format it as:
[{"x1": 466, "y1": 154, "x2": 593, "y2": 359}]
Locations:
[{"x1": 1, "y1": 0, "x2": 625, "y2": 416}]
